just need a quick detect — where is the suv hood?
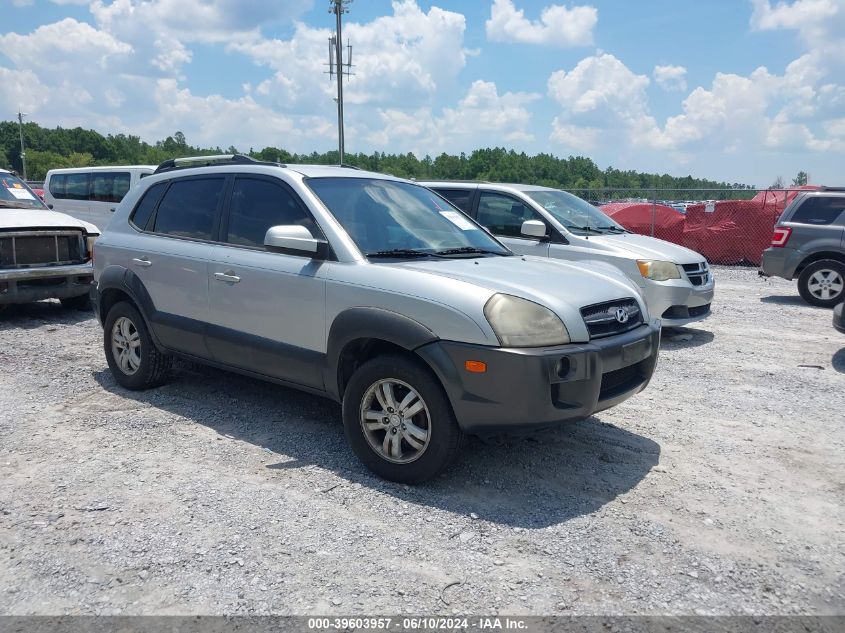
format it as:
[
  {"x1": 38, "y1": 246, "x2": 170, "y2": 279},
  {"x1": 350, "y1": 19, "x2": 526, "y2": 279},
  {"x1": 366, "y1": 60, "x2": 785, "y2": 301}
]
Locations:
[
  {"x1": 394, "y1": 255, "x2": 646, "y2": 341},
  {"x1": 0, "y1": 208, "x2": 100, "y2": 234},
  {"x1": 572, "y1": 232, "x2": 704, "y2": 264}
]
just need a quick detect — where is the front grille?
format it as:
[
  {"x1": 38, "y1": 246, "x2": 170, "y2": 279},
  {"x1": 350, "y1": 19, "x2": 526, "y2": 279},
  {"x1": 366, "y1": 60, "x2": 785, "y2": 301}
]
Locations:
[
  {"x1": 682, "y1": 261, "x2": 710, "y2": 286},
  {"x1": 580, "y1": 298, "x2": 643, "y2": 339},
  {"x1": 0, "y1": 230, "x2": 85, "y2": 269}
]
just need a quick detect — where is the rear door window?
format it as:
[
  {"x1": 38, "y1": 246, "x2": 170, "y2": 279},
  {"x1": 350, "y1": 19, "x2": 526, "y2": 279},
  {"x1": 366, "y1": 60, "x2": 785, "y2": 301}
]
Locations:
[
  {"x1": 791, "y1": 197, "x2": 845, "y2": 225},
  {"x1": 435, "y1": 188, "x2": 472, "y2": 212},
  {"x1": 63, "y1": 173, "x2": 90, "y2": 200},
  {"x1": 151, "y1": 177, "x2": 225, "y2": 240},
  {"x1": 91, "y1": 172, "x2": 131, "y2": 203}
]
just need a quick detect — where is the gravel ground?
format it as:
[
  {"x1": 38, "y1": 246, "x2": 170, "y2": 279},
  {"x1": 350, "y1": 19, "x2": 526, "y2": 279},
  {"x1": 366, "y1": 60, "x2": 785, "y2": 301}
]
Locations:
[{"x1": 1, "y1": 267, "x2": 843, "y2": 616}]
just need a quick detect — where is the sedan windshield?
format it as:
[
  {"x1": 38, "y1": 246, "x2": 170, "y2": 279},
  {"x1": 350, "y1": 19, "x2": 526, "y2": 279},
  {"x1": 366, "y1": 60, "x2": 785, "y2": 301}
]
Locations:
[
  {"x1": 523, "y1": 189, "x2": 625, "y2": 234},
  {"x1": 307, "y1": 177, "x2": 511, "y2": 259},
  {"x1": 0, "y1": 174, "x2": 47, "y2": 210}
]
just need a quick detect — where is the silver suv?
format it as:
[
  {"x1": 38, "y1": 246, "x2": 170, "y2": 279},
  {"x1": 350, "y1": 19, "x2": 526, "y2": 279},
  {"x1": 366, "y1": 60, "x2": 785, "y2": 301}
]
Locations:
[
  {"x1": 761, "y1": 188, "x2": 845, "y2": 307},
  {"x1": 92, "y1": 155, "x2": 660, "y2": 483}
]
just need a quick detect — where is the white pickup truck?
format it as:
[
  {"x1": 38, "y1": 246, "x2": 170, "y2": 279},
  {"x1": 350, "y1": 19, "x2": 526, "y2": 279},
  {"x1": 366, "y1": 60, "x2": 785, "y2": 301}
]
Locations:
[{"x1": 1, "y1": 169, "x2": 100, "y2": 311}]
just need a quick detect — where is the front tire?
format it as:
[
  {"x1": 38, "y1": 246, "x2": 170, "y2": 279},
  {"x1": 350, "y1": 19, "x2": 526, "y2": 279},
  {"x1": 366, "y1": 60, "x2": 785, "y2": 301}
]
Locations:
[
  {"x1": 103, "y1": 301, "x2": 172, "y2": 390},
  {"x1": 342, "y1": 355, "x2": 463, "y2": 484},
  {"x1": 798, "y1": 260, "x2": 845, "y2": 307}
]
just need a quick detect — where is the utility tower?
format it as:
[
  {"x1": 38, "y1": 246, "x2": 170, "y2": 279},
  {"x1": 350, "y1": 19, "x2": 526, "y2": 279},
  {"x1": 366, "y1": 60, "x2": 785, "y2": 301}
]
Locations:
[
  {"x1": 327, "y1": 0, "x2": 353, "y2": 163},
  {"x1": 17, "y1": 109, "x2": 28, "y2": 181}
]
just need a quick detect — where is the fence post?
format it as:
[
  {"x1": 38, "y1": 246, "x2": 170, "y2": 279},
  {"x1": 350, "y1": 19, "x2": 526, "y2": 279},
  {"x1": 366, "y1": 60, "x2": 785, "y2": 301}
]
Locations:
[{"x1": 651, "y1": 189, "x2": 657, "y2": 237}]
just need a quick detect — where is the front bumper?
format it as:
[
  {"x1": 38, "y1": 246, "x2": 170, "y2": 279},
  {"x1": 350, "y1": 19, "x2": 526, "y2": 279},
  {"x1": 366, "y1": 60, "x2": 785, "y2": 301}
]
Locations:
[
  {"x1": 416, "y1": 322, "x2": 660, "y2": 435},
  {"x1": 643, "y1": 278, "x2": 715, "y2": 327},
  {"x1": 0, "y1": 263, "x2": 94, "y2": 305},
  {"x1": 834, "y1": 302, "x2": 845, "y2": 334}
]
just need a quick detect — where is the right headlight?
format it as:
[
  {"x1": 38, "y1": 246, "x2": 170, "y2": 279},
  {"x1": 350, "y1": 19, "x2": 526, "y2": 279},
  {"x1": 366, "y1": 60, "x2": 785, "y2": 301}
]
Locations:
[
  {"x1": 484, "y1": 293, "x2": 570, "y2": 347},
  {"x1": 637, "y1": 259, "x2": 681, "y2": 282}
]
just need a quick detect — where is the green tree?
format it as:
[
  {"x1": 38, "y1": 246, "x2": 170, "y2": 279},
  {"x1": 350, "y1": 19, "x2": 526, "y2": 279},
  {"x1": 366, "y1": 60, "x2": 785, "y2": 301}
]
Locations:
[{"x1": 792, "y1": 171, "x2": 808, "y2": 186}]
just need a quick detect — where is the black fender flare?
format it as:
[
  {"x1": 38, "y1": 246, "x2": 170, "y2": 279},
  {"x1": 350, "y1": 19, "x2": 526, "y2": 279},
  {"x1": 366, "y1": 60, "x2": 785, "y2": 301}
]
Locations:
[
  {"x1": 325, "y1": 307, "x2": 439, "y2": 400},
  {"x1": 96, "y1": 265, "x2": 164, "y2": 350}
]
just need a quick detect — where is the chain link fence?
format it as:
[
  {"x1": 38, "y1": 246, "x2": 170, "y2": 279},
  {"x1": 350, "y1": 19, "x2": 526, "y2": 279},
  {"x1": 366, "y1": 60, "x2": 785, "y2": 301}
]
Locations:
[{"x1": 565, "y1": 187, "x2": 815, "y2": 266}]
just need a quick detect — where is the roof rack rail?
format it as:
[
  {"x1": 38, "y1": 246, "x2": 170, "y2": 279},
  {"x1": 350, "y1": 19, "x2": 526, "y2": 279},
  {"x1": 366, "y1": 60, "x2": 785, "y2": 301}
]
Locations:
[
  {"x1": 154, "y1": 154, "x2": 286, "y2": 174},
  {"x1": 339, "y1": 163, "x2": 360, "y2": 170},
  {"x1": 415, "y1": 179, "x2": 489, "y2": 184},
  {"x1": 818, "y1": 186, "x2": 845, "y2": 192}
]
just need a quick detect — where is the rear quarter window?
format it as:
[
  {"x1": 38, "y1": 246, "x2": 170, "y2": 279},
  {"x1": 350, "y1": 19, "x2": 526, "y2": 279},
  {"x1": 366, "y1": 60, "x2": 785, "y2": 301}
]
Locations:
[
  {"x1": 790, "y1": 196, "x2": 845, "y2": 226},
  {"x1": 129, "y1": 182, "x2": 168, "y2": 231}
]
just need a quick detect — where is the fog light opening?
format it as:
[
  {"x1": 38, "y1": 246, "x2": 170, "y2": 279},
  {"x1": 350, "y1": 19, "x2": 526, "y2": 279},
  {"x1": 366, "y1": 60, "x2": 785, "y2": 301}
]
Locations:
[{"x1": 556, "y1": 357, "x2": 571, "y2": 378}]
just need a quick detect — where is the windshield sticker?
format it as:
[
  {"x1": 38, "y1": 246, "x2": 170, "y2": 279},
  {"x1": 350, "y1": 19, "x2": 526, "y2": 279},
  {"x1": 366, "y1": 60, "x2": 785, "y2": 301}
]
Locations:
[
  {"x1": 6, "y1": 187, "x2": 36, "y2": 200},
  {"x1": 440, "y1": 210, "x2": 476, "y2": 231}
]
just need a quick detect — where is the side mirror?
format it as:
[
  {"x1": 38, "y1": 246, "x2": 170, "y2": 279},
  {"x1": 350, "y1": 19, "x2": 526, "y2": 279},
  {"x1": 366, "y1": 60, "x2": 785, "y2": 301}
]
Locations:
[
  {"x1": 264, "y1": 225, "x2": 328, "y2": 259},
  {"x1": 521, "y1": 219, "x2": 547, "y2": 239}
]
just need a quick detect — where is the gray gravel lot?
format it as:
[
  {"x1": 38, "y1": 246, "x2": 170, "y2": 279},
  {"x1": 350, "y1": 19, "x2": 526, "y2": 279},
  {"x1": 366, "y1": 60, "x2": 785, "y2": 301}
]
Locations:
[{"x1": 1, "y1": 267, "x2": 843, "y2": 616}]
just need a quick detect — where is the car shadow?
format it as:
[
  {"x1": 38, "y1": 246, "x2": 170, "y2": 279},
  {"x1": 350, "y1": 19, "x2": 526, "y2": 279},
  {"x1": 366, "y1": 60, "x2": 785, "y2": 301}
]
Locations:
[
  {"x1": 833, "y1": 348, "x2": 845, "y2": 374},
  {"x1": 760, "y1": 294, "x2": 807, "y2": 306},
  {"x1": 660, "y1": 326, "x2": 714, "y2": 349},
  {"x1": 93, "y1": 361, "x2": 660, "y2": 529},
  {"x1": 0, "y1": 300, "x2": 94, "y2": 330}
]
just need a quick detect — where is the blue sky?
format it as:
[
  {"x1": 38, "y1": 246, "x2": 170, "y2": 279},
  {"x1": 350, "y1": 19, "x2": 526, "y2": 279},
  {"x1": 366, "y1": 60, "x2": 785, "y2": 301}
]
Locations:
[{"x1": 3, "y1": 0, "x2": 844, "y2": 187}]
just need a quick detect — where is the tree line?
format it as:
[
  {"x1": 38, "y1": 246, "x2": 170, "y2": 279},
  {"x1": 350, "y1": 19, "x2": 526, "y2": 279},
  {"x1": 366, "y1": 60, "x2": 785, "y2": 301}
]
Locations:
[{"x1": 1, "y1": 120, "x2": 758, "y2": 195}]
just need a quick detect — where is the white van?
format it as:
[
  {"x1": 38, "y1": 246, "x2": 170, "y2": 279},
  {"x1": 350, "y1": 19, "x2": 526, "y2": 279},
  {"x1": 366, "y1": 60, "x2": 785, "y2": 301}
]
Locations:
[{"x1": 44, "y1": 166, "x2": 155, "y2": 231}]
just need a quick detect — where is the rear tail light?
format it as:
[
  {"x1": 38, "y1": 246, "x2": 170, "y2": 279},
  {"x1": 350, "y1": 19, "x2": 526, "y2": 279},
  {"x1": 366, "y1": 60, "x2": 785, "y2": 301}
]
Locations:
[{"x1": 771, "y1": 227, "x2": 792, "y2": 247}]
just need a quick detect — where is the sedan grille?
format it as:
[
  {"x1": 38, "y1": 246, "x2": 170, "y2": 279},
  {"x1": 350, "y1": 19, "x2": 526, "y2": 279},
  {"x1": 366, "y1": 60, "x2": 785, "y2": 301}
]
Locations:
[
  {"x1": 0, "y1": 230, "x2": 86, "y2": 269},
  {"x1": 682, "y1": 262, "x2": 710, "y2": 287},
  {"x1": 580, "y1": 298, "x2": 643, "y2": 339}
]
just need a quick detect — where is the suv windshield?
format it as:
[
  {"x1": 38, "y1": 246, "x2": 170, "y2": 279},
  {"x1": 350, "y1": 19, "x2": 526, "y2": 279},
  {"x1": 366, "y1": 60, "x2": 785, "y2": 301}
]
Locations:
[
  {"x1": 523, "y1": 189, "x2": 625, "y2": 234},
  {"x1": 0, "y1": 174, "x2": 47, "y2": 210},
  {"x1": 307, "y1": 177, "x2": 511, "y2": 258}
]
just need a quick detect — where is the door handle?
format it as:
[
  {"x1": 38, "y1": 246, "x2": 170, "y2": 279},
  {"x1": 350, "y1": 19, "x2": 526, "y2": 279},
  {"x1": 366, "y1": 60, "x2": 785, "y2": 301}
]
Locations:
[
  {"x1": 131, "y1": 257, "x2": 152, "y2": 268},
  {"x1": 214, "y1": 271, "x2": 241, "y2": 283}
]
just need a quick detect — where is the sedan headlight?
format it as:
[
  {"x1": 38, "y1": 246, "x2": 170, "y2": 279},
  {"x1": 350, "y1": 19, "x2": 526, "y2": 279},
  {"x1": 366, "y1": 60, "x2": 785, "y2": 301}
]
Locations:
[
  {"x1": 484, "y1": 294, "x2": 570, "y2": 347},
  {"x1": 637, "y1": 259, "x2": 681, "y2": 282}
]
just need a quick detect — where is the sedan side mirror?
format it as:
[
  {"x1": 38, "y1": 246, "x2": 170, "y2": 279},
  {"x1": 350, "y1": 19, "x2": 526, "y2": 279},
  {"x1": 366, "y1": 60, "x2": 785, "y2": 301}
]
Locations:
[
  {"x1": 521, "y1": 219, "x2": 548, "y2": 239},
  {"x1": 264, "y1": 225, "x2": 329, "y2": 259}
]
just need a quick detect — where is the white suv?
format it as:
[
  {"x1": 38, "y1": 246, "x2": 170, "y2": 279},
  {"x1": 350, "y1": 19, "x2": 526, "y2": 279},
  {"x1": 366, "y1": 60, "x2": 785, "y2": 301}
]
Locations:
[
  {"x1": 92, "y1": 156, "x2": 660, "y2": 483},
  {"x1": 423, "y1": 182, "x2": 715, "y2": 327}
]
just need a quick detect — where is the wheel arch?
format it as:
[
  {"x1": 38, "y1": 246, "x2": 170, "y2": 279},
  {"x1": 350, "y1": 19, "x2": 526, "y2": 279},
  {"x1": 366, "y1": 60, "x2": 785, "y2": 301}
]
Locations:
[
  {"x1": 97, "y1": 266, "x2": 164, "y2": 351},
  {"x1": 795, "y1": 251, "x2": 845, "y2": 276},
  {"x1": 326, "y1": 307, "x2": 439, "y2": 401}
]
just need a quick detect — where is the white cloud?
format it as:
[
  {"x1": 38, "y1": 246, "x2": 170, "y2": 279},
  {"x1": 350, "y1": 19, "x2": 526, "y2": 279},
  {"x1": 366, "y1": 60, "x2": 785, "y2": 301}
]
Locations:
[
  {"x1": 0, "y1": 67, "x2": 49, "y2": 113},
  {"x1": 485, "y1": 0, "x2": 596, "y2": 46},
  {"x1": 230, "y1": 1, "x2": 469, "y2": 112},
  {"x1": 653, "y1": 64, "x2": 687, "y2": 92},
  {"x1": 369, "y1": 80, "x2": 539, "y2": 151},
  {"x1": 0, "y1": 18, "x2": 133, "y2": 77}
]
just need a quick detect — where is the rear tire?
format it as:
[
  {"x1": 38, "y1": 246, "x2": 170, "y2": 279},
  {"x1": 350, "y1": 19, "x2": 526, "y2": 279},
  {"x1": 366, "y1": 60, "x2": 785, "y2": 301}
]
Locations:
[
  {"x1": 797, "y1": 260, "x2": 845, "y2": 307},
  {"x1": 61, "y1": 294, "x2": 92, "y2": 311},
  {"x1": 103, "y1": 301, "x2": 172, "y2": 390},
  {"x1": 342, "y1": 355, "x2": 463, "y2": 484}
]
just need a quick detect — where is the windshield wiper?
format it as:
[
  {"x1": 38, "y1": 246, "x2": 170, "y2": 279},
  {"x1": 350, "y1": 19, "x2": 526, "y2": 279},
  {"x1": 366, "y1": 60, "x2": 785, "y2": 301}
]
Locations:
[
  {"x1": 434, "y1": 246, "x2": 506, "y2": 257},
  {"x1": 365, "y1": 248, "x2": 437, "y2": 259},
  {"x1": 564, "y1": 224, "x2": 604, "y2": 235},
  {"x1": 597, "y1": 226, "x2": 628, "y2": 233}
]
